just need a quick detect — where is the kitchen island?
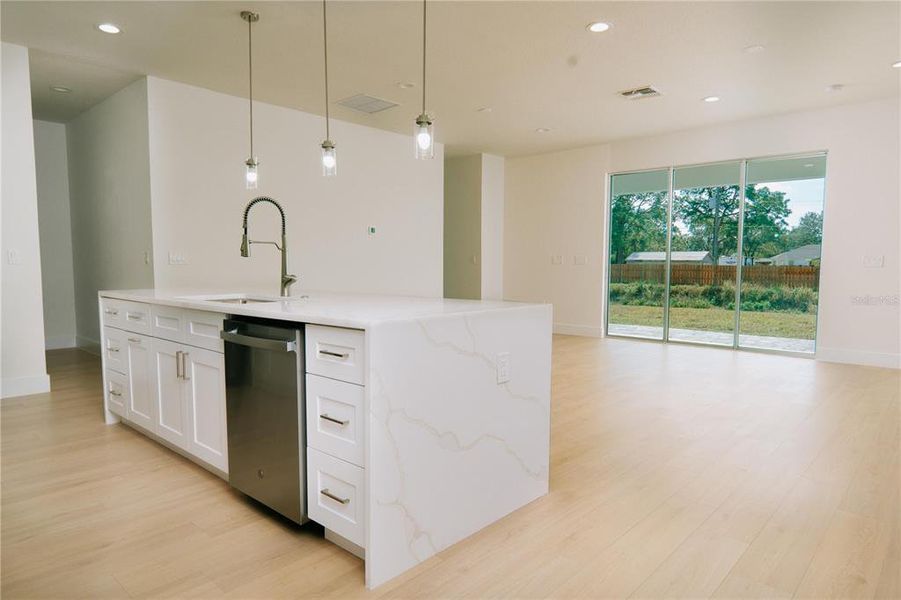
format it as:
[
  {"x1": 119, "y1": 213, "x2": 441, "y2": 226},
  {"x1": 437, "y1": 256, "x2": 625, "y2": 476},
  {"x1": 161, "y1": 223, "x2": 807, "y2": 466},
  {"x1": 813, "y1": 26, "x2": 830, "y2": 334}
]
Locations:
[{"x1": 97, "y1": 289, "x2": 552, "y2": 589}]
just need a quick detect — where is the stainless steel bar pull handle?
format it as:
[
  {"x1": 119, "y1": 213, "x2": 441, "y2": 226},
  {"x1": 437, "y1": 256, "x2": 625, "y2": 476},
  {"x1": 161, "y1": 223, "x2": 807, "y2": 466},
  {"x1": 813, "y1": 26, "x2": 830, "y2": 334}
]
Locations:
[
  {"x1": 127, "y1": 313, "x2": 143, "y2": 320},
  {"x1": 319, "y1": 414, "x2": 349, "y2": 426},
  {"x1": 108, "y1": 388, "x2": 122, "y2": 397},
  {"x1": 108, "y1": 346, "x2": 120, "y2": 353},
  {"x1": 128, "y1": 337, "x2": 141, "y2": 343},
  {"x1": 181, "y1": 352, "x2": 190, "y2": 381},
  {"x1": 176, "y1": 351, "x2": 183, "y2": 379},
  {"x1": 105, "y1": 308, "x2": 118, "y2": 315},
  {"x1": 319, "y1": 349, "x2": 349, "y2": 359},
  {"x1": 320, "y1": 488, "x2": 350, "y2": 504}
]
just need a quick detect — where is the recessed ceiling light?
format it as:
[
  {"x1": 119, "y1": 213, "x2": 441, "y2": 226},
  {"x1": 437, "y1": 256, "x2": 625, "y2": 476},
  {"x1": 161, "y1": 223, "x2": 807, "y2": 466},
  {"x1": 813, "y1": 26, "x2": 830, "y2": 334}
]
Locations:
[
  {"x1": 825, "y1": 83, "x2": 844, "y2": 93},
  {"x1": 743, "y1": 44, "x2": 765, "y2": 54},
  {"x1": 535, "y1": 127, "x2": 551, "y2": 133},
  {"x1": 476, "y1": 106, "x2": 493, "y2": 113},
  {"x1": 586, "y1": 22, "x2": 611, "y2": 33},
  {"x1": 50, "y1": 85, "x2": 72, "y2": 93},
  {"x1": 396, "y1": 81, "x2": 415, "y2": 89},
  {"x1": 702, "y1": 95, "x2": 720, "y2": 103},
  {"x1": 892, "y1": 60, "x2": 901, "y2": 68},
  {"x1": 97, "y1": 23, "x2": 121, "y2": 34}
]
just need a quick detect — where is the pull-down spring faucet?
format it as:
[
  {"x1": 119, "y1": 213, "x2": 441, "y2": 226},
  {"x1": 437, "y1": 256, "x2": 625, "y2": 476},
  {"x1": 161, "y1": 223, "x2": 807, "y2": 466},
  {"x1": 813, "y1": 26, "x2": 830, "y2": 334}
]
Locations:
[{"x1": 240, "y1": 196, "x2": 297, "y2": 297}]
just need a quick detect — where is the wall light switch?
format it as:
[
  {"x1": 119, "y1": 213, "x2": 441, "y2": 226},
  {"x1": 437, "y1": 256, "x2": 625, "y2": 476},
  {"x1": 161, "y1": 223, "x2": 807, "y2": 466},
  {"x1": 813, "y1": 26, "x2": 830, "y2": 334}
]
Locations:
[
  {"x1": 551, "y1": 255, "x2": 563, "y2": 265},
  {"x1": 863, "y1": 255, "x2": 884, "y2": 268},
  {"x1": 496, "y1": 352, "x2": 510, "y2": 384},
  {"x1": 168, "y1": 252, "x2": 188, "y2": 265},
  {"x1": 573, "y1": 255, "x2": 589, "y2": 266},
  {"x1": 368, "y1": 226, "x2": 376, "y2": 236}
]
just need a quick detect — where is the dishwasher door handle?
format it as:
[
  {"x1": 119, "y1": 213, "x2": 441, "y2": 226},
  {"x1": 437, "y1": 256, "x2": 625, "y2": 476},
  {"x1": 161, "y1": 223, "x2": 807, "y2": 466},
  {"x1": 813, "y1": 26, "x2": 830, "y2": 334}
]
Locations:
[{"x1": 221, "y1": 330, "x2": 296, "y2": 353}]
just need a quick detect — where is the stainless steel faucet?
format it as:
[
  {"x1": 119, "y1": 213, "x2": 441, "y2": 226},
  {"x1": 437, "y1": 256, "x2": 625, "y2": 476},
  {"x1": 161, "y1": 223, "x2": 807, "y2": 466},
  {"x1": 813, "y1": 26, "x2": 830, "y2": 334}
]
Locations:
[{"x1": 240, "y1": 196, "x2": 297, "y2": 297}]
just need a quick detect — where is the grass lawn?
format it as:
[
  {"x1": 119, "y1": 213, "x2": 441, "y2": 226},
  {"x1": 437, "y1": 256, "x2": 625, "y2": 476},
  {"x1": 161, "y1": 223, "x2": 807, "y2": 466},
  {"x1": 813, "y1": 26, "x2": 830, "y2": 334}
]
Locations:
[{"x1": 609, "y1": 304, "x2": 816, "y2": 339}]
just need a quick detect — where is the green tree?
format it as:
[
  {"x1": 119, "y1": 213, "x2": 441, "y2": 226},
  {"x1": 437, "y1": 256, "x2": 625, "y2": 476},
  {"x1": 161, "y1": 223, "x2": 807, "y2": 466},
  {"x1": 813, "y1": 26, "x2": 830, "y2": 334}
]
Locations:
[
  {"x1": 609, "y1": 192, "x2": 667, "y2": 264},
  {"x1": 742, "y1": 186, "x2": 791, "y2": 264},
  {"x1": 784, "y1": 211, "x2": 823, "y2": 249},
  {"x1": 674, "y1": 185, "x2": 740, "y2": 266}
]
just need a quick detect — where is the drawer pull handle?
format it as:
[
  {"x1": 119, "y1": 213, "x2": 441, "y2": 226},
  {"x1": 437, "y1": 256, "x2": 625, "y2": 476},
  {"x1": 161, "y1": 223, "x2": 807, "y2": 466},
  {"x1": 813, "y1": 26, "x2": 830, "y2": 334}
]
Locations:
[
  {"x1": 320, "y1": 488, "x2": 350, "y2": 504},
  {"x1": 127, "y1": 313, "x2": 144, "y2": 320},
  {"x1": 128, "y1": 337, "x2": 141, "y2": 343},
  {"x1": 108, "y1": 389, "x2": 122, "y2": 397},
  {"x1": 105, "y1": 308, "x2": 119, "y2": 315},
  {"x1": 108, "y1": 346, "x2": 120, "y2": 353},
  {"x1": 319, "y1": 349, "x2": 349, "y2": 359},
  {"x1": 320, "y1": 414, "x2": 349, "y2": 426}
]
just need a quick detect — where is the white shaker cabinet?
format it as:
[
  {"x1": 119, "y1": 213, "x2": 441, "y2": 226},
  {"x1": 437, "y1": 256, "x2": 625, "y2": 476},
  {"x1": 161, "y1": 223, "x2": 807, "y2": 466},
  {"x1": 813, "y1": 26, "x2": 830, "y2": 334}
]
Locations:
[
  {"x1": 125, "y1": 334, "x2": 156, "y2": 434},
  {"x1": 183, "y1": 347, "x2": 228, "y2": 473},
  {"x1": 152, "y1": 338, "x2": 189, "y2": 450}
]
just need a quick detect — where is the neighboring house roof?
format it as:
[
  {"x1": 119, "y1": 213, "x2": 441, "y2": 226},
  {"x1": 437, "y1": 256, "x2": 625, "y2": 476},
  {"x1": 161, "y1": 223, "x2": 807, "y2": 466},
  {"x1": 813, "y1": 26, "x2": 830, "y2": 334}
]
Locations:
[
  {"x1": 626, "y1": 251, "x2": 711, "y2": 263},
  {"x1": 765, "y1": 244, "x2": 821, "y2": 264}
]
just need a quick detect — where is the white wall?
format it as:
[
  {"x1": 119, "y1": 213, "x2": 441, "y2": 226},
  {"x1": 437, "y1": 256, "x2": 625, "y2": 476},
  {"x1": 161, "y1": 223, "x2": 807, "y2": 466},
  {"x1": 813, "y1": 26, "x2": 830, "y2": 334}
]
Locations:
[
  {"x1": 505, "y1": 97, "x2": 900, "y2": 368},
  {"x1": 480, "y1": 154, "x2": 505, "y2": 301},
  {"x1": 444, "y1": 155, "x2": 481, "y2": 299},
  {"x1": 33, "y1": 120, "x2": 77, "y2": 350},
  {"x1": 1, "y1": 43, "x2": 50, "y2": 398},
  {"x1": 504, "y1": 145, "x2": 610, "y2": 336},
  {"x1": 66, "y1": 78, "x2": 155, "y2": 348},
  {"x1": 146, "y1": 77, "x2": 443, "y2": 298}
]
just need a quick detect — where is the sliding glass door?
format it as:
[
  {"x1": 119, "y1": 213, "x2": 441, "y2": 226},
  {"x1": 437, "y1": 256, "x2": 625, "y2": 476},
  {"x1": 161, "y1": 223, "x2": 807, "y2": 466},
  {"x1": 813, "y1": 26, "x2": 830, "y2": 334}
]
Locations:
[
  {"x1": 668, "y1": 162, "x2": 741, "y2": 346},
  {"x1": 607, "y1": 170, "x2": 669, "y2": 340},
  {"x1": 738, "y1": 155, "x2": 825, "y2": 352},
  {"x1": 605, "y1": 152, "x2": 826, "y2": 355}
]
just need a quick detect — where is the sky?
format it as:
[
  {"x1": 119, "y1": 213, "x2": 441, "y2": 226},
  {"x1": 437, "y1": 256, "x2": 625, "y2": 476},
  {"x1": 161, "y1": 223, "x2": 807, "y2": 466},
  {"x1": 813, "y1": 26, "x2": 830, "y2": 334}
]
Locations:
[{"x1": 758, "y1": 178, "x2": 825, "y2": 228}]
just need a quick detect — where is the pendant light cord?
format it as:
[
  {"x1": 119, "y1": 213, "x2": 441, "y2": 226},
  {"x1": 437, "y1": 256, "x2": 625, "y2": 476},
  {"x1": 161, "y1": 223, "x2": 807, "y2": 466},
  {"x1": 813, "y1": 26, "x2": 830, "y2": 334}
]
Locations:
[
  {"x1": 248, "y1": 16, "x2": 254, "y2": 158},
  {"x1": 323, "y1": 0, "x2": 330, "y2": 140},
  {"x1": 421, "y1": 0, "x2": 427, "y2": 114}
]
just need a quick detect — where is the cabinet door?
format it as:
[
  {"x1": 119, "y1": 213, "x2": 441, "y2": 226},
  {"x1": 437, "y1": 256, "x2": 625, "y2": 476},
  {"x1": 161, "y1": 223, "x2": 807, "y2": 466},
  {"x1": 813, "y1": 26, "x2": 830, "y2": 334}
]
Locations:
[
  {"x1": 151, "y1": 338, "x2": 188, "y2": 449},
  {"x1": 183, "y1": 347, "x2": 228, "y2": 472},
  {"x1": 125, "y1": 334, "x2": 157, "y2": 433}
]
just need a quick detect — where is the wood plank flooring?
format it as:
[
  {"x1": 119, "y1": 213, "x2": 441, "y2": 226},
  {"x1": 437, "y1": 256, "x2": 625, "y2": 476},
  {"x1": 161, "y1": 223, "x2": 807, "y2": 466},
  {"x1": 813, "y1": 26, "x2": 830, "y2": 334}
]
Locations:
[{"x1": 2, "y1": 337, "x2": 898, "y2": 599}]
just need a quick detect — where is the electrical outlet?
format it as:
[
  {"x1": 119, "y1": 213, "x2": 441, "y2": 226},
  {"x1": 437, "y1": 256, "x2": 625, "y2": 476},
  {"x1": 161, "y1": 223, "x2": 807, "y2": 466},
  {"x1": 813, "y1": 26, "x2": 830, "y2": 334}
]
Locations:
[
  {"x1": 863, "y1": 255, "x2": 884, "y2": 268},
  {"x1": 367, "y1": 226, "x2": 376, "y2": 236},
  {"x1": 573, "y1": 255, "x2": 588, "y2": 266},
  {"x1": 551, "y1": 255, "x2": 563, "y2": 265},
  {"x1": 168, "y1": 252, "x2": 188, "y2": 265},
  {"x1": 496, "y1": 352, "x2": 510, "y2": 384},
  {"x1": 6, "y1": 249, "x2": 21, "y2": 265}
]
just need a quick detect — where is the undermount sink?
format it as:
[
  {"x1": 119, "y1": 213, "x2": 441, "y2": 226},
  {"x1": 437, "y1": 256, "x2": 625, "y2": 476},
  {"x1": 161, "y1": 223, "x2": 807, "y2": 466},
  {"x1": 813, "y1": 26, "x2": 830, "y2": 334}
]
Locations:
[{"x1": 213, "y1": 296, "x2": 278, "y2": 304}]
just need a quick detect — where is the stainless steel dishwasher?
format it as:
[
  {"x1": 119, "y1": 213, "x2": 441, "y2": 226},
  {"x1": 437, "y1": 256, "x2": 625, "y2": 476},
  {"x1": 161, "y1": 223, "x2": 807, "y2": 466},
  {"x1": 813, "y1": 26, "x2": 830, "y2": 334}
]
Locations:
[{"x1": 221, "y1": 317, "x2": 307, "y2": 524}]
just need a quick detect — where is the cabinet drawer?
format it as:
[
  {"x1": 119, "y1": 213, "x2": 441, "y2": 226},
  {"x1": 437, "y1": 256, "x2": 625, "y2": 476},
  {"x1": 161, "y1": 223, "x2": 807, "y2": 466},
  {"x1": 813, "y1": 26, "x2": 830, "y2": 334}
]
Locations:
[
  {"x1": 307, "y1": 448, "x2": 365, "y2": 546},
  {"x1": 184, "y1": 310, "x2": 224, "y2": 352},
  {"x1": 101, "y1": 297, "x2": 150, "y2": 335},
  {"x1": 306, "y1": 374, "x2": 364, "y2": 467},
  {"x1": 305, "y1": 325, "x2": 365, "y2": 385},
  {"x1": 151, "y1": 306, "x2": 224, "y2": 352},
  {"x1": 105, "y1": 369, "x2": 128, "y2": 418},
  {"x1": 103, "y1": 327, "x2": 127, "y2": 375}
]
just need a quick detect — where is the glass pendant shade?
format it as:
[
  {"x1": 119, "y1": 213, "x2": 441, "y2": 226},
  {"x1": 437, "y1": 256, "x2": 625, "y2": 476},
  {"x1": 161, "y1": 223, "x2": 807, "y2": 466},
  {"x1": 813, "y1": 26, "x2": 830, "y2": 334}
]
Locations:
[
  {"x1": 321, "y1": 141, "x2": 337, "y2": 177},
  {"x1": 414, "y1": 114, "x2": 434, "y2": 160},
  {"x1": 245, "y1": 158, "x2": 259, "y2": 189}
]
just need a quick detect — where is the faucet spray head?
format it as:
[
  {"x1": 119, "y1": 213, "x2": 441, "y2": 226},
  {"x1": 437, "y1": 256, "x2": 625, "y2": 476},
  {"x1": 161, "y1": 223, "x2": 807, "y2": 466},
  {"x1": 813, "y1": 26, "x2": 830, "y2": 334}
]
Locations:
[{"x1": 240, "y1": 230, "x2": 250, "y2": 257}]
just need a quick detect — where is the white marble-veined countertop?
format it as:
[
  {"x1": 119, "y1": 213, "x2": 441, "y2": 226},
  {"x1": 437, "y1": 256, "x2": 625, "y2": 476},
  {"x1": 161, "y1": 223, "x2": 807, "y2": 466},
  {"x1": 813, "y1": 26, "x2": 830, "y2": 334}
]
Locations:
[{"x1": 99, "y1": 288, "x2": 545, "y2": 329}]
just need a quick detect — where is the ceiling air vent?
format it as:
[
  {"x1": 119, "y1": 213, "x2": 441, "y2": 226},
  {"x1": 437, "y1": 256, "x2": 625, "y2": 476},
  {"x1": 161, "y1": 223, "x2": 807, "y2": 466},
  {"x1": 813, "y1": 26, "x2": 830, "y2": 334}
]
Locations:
[
  {"x1": 336, "y1": 94, "x2": 399, "y2": 114},
  {"x1": 619, "y1": 85, "x2": 662, "y2": 100}
]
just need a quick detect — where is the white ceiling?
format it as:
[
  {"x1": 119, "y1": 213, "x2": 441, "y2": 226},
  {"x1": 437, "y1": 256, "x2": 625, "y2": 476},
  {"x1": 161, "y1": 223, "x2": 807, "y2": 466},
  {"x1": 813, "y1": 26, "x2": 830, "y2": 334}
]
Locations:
[{"x1": 2, "y1": 1, "x2": 899, "y2": 157}]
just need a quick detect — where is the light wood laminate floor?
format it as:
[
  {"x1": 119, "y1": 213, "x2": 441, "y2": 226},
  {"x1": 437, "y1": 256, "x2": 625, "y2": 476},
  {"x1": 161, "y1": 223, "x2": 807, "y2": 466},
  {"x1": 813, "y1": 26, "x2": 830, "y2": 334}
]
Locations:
[{"x1": 2, "y1": 337, "x2": 899, "y2": 599}]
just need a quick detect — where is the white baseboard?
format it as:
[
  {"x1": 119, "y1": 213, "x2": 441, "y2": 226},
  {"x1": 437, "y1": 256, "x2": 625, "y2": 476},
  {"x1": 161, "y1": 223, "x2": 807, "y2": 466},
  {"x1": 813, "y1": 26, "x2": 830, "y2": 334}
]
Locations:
[
  {"x1": 76, "y1": 335, "x2": 101, "y2": 356},
  {"x1": 45, "y1": 335, "x2": 77, "y2": 350},
  {"x1": 816, "y1": 347, "x2": 900, "y2": 370},
  {"x1": 1, "y1": 374, "x2": 51, "y2": 399},
  {"x1": 553, "y1": 323, "x2": 603, "y2": 337}
]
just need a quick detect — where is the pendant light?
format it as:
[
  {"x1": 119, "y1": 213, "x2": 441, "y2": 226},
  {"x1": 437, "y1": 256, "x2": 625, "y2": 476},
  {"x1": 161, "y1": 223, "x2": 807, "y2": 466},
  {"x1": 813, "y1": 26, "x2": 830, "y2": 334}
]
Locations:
[
  {"x1": 320, "y1": 0, "x2": 337, "y2": 176},
  {"x1": 414, "y1": 0, "x2": 434, "y2": 159},
  {"x1": 241, "y1": 10, "x2": 260, "y2": 189}
]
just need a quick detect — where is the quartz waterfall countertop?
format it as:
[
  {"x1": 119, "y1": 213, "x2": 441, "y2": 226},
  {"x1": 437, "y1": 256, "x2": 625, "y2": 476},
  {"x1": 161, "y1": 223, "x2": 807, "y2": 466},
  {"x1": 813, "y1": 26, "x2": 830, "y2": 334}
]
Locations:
[{"x1": 99, "y1": 288, "x2": 545, "y2": 329}]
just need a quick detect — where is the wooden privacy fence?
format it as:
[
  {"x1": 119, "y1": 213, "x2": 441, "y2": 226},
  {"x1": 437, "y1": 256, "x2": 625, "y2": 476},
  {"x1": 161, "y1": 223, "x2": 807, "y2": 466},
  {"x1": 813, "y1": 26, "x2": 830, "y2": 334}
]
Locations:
[{"x1": 609, "y1": 264, "x2": 820, "y2": 289}]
